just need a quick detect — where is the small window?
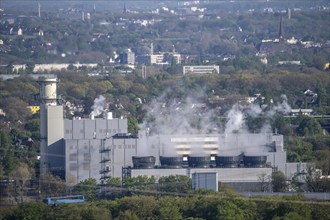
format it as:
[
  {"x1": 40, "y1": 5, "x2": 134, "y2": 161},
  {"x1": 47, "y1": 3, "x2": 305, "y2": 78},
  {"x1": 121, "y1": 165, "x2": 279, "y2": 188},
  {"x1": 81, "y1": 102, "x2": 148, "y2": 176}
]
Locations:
[
  {"x1": 69, "y1": 153, "x2": 77, "y2": 161},
  {"x1": 69, "y1": 163, "x2": 77, "y2": 171},
  {"x1": 84, "y1": 153, "x2": 90, "y2": 161},
  {"x1": 83, "y1": 162, "x2": 89, "y2": 170}
]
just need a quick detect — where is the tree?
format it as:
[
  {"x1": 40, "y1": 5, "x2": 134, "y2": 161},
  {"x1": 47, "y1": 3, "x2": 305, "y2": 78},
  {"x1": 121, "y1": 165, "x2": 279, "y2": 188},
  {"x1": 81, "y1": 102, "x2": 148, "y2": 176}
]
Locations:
[
  {"x1": 116, "y1": 210, "x2": 139, "y2": 220},
  {"x1": 72, "y1": 178, "x2": 98, "y2": 201},
  {"x1": 122, "y1": 176, "x2": 157, "y2": 194},
  {"x1": 258, "y1": 173, "x2": 271, "y2": 192},
  {"x1": 127, "y1": 116, "x2": 139, "y2": 136},
  {"x1": 0, "y1": 130, "x2": 18, "y2": 176},
  {"x1": 304, "y1": 164, "x2": 330, "y2": 192},
  {"x1": 5, "y1": 202, "x2": 50, "y2": 220},
  {"x1": 6, "y1": 63, "x2": 14, "y2": 74},
  {"x1": 40, "y1": 172, "x2": 66, "y2": 195},
  {"x1": 117, "y1": 196, "x2": 159, "y2": 219},
  {"x1": 158, "y1": 197, "x2": 183, "y2": 220},
  {"x1": 272, "y1": 171, "x2": 288, "y2": 192},
  {"x1": 159, "y1": 175, "x2": 192, "y2": 193},
  {"x1": 217, "y1": 199, "x2": 245, "y2": 220},
  {"x1": 9, "y1": 162, "x2": 33, "y2": 203},
  {"x1": 0, "y1": 97, "x2": 32, "y2": 122},
  {"x1": 25, "y1": 62, "x2": 35, "y2": 74},
  {"x1": 106, "y1": 177, "x2": 122, "y2": 199},
  {"x1": 296, "y1": 116, "x2": 323, "y2": 137}
]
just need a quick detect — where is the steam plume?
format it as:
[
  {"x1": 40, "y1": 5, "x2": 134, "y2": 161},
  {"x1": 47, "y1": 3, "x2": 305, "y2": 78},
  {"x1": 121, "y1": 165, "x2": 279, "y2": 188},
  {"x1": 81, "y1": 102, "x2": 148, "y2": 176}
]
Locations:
[{"x1": 90, "y1": 95, "x2": 106, "y2": 117}]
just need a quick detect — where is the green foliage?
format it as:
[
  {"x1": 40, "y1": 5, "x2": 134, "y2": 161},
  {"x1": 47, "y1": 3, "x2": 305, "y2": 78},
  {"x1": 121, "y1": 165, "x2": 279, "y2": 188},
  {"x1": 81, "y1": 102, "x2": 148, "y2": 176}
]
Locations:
[
  {"x1": 115, "y1": 210, "x2": 139, "y2": 220},
  {"x1": 116, "y1": 196, "x2": 159, "y2": 219},
  {"x1": 272, "y1": 171, "x2": 288, "y2": 192},
  {"x1": 72, "y1": 178, "x2": 98, "y2": 201},
  {"x1": 158, "y1": 197, "x2": 183, "y2": 220},
  {"x1": 158, "y1": 175, "x2": 192, "y2": 194},
  {"x1": 3, "y1": 202, "x2": 50, "y2": 220},
  {"x1": 1, "y1": 194, "x2": 330, "y2": 220},
  {"x1": 127, "y1": 116, "x2": 139, "y2": 136},
  {"x1": 0, "y1": 130, "x2": 18, "y2": 176},
  {"x1": 40, "y1": 172, "x2": 66, "y2": 195},
  {"x1": 296, "y1": 116, "x2": 323, "y2": 136},
  {"x1": 122, "y1": 176, "x2": 157, "y2": 194},
  {"x1": 217, "y1": 199, "x2": 245, "y2": 220}
]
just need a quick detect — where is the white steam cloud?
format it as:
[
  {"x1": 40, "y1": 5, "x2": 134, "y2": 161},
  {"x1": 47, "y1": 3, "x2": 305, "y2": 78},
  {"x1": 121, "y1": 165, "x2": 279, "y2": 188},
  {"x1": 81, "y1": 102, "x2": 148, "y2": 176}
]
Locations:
[
  {"x1": 267, "y1": 94, "x2": 291, "y2": 117},
  {"x1": 224, "y1": 104, "x2": 245, "y2": 134},
  {"x1": 90, "y1": 95, "x2": 106, "y2": 117},
  {"x1": 139, "y1": 91, "x2": 291, "y2": 156}
]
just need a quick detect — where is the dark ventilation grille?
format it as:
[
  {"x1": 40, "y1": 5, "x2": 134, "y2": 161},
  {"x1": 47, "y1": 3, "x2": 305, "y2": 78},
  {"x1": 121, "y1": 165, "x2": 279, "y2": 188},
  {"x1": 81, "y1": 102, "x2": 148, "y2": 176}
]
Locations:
[
  {"x1": 132, "y1": 156, "x2": 156, "y2": 169},
  {"x1": 188, "y1": 155, "x2": 211, "y2": 168},
  {"x1": 243, "y1": 155, "x2": 267, "y2": 168},
  {"x1": 160, "y1": 156, "x2": 183, "y2": 168},
  {"x1": 215, "y1": 156, "x2": 240, "y2": 168}
]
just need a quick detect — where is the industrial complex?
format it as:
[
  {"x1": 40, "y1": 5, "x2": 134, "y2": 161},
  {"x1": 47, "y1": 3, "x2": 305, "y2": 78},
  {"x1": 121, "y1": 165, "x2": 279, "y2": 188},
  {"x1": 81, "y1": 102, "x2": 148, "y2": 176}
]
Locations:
[{"x1": 39, "y1": 77, "x2": 306, "y2": 191}]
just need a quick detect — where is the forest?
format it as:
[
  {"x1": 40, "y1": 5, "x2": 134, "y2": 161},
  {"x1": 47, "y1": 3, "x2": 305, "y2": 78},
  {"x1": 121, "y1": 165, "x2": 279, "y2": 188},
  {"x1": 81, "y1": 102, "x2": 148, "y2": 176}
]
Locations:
[{"x1": 1, "y1": 191, "x2": 330, "y2": 220}]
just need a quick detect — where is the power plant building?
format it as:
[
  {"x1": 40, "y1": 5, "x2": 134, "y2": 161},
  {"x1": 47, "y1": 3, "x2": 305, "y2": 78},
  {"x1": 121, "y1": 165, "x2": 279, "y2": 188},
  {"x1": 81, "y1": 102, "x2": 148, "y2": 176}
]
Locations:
[{"x1": 39, "y1": 77, "x2": 307, "y2": 191}]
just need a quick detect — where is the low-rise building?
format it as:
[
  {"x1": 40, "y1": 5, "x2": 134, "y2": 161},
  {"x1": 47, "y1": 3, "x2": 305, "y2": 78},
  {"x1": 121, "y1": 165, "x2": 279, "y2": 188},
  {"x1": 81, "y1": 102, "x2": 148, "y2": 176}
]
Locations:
[{"x1": 183, "y1": 65, "x2": 220, "y2": 75}]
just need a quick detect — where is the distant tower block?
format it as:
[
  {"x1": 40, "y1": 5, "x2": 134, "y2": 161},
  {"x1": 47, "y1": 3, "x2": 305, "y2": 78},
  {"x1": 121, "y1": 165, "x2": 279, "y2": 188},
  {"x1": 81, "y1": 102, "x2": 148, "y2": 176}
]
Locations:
[
  {"x1": 287, "y1": 8, "x2": 291, "y2": 19},
  {"x1": 142, "y1": 65, "x2": 147, "y2": 79},
  {"x1": 150, "y1": 42, "x2": 154, "y2": 55},
  {"x1": 278, "y1": 16, "x2": 284, "y2": 40},
  {"x1": 123, "y1": 3, "x2": 127, "y2": 13},
  {"x1": 38, "y1": 2, "x2": 41, "y2": 18}
]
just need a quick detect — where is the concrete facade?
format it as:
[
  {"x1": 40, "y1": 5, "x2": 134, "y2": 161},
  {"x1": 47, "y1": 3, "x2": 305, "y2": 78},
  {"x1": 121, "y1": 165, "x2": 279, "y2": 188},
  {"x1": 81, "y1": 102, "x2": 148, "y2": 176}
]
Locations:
[
  {"x1": 183, "y1": 65, "x2": 220, "y2": 75},
  {"x1": 39, "y1": 77, "x2": 307, "y2": 189},
  {"x1": 63, "y1": 118, "x2": 138, "y2": 184}
]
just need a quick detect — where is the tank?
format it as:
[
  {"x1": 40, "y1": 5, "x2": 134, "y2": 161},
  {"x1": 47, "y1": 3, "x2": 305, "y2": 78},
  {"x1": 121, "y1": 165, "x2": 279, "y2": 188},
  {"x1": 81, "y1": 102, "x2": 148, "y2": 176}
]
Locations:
[
  {"x1": 160, "y1": 156, "x2": 183, "y2": 168},
  {"x1": 188, "y1": 155, "x2": 211, "y2": 168},
  {"x1": 215, "y1": 155, "x2": 240, "y2": 168},
  {"x1": 243, "y1": 155, "x2": 267, "y2": 168},
  {"x1": 132, "y1": 156, "x2": 155, "y2": 169}
]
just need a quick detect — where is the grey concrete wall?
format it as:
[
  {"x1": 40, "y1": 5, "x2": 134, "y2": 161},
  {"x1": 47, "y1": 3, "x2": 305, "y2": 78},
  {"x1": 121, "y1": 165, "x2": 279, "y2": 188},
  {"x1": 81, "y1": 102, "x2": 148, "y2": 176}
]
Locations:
[{"x1": 47, "y1": 106, "x2": 64, "y2": 175}]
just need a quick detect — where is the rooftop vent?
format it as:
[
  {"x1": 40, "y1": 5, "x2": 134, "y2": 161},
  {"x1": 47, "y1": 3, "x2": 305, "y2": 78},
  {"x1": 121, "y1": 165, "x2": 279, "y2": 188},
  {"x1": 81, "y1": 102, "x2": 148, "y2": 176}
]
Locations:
[
  {"x1": 160, "y1": 156, "x2": 183, "y2": 168},
  {"x1": 132, "y1": 156, "x2": 155, "y2": 169},
  {"x1": 188, "y1": 155, "x2": 211, "y2": 168}
]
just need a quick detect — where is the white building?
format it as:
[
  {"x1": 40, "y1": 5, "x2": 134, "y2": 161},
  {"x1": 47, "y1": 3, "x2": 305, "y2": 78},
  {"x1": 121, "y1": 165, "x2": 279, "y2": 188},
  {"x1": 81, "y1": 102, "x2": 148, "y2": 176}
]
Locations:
[{"x1": 183, "y1": 65, "x2": 220, "y2": 75}]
